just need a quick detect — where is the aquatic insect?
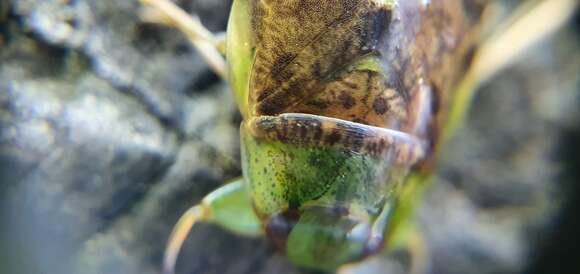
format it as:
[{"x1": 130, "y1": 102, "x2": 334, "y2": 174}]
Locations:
[{"x1": 140, "y1": 0, "x2": 576, "y2": 273}]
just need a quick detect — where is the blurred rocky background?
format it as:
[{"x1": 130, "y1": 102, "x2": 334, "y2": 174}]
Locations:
[{"x1": 0, "y1": 1, "x2": 578, "y2": 274}]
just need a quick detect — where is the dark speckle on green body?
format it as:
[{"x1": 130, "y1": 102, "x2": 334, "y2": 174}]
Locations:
[
  {"x1": 241, "y1": 127, "x2": 408, "y2": 270},
  {"x1": 242, "y1": 127, "x2": 397, "y2": 217}
]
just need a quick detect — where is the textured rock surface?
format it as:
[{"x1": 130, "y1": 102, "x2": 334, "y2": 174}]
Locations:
[{"x1": 0, "y1": 1, "x2": 578, "y2": 274}]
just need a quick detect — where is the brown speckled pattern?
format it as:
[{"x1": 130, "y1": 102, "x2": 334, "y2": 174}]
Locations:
[
  {"x1": 247, "y1": 113, "x2": 425, "y2": 164},
  {"x1": 249, "y1": 0, "x2": 393, "y2": 119},
  {"x1": 245, "y1": 0, "x2": 487, "y2": 166}
]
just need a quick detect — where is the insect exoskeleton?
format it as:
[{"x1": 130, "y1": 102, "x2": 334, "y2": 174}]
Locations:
[
  {"x1": 227, "y1": 0, "x2": 436, "y2": 270},
  {"x1": 142, "y1": 0, "x2": 576, "y2": 272},
  {"x1": 142, "y1": 0, "x2": 576, "y2": 273}
]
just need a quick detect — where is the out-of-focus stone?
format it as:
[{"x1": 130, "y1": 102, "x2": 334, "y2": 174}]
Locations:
[{"x1": 0, "y1": 37, "x2": 179, "y2": 273}]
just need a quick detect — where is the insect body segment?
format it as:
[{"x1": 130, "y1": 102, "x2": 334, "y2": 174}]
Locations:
[
  {"x1": 247, "y1": 113, "x2": 425, "y2": 163},
  {"x1": 241, "y1": 122, "x2": 412, "y2": 270}
]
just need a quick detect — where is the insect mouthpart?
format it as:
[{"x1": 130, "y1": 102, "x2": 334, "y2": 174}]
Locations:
[{"x1": 265, "y1": 198, "x2": 397, "y2": 271}]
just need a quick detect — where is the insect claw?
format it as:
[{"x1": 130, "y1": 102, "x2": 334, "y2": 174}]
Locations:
[
  {"x1": 163, "y1": 204, "x2": 210, "y2": 274},
  {"x1": 162, "y1": 179, "x2": 261, "y2": 274}
]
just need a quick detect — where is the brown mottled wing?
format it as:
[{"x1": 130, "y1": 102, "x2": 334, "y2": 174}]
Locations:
[
  {"x1": 293, "y1": 68, "x2": 408, "y2": 129},
  {"x1": 249, "y1": 0, "x2": 391, "y2": 116}
]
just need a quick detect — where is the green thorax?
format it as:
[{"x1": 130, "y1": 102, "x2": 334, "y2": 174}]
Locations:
[{"x1": 241, "y1": 125, "x2": 409, "y2": 270}]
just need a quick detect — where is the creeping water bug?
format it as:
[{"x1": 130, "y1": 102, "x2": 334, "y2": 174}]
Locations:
[{"x1": 139, "y1": 0, "x2": 577, "y2": 273}]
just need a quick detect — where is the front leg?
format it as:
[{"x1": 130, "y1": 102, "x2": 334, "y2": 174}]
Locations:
[
  {"x1": 140, "y1": 0, "x2": 227, "y2": 78},
  {"x1": 163, "y1": 178, "x2": 262, "y2": 274}
]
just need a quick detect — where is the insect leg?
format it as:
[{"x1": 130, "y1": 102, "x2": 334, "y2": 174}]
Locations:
[
  {"x1": 407, "y1": 230, "x2": 429, "y2": 274},
  {"x1": 163, "y1": 178, "x2": 261, "y2": 274},
  {"x1": 139, "y1": 0, "x2": 227, "y2": 78},
  {"x1": 445, "y1": 0, "x2": 578, "y2": 138},
  {"x1": 163, "y1": 204, "x2": 209, "y2": 274}
]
